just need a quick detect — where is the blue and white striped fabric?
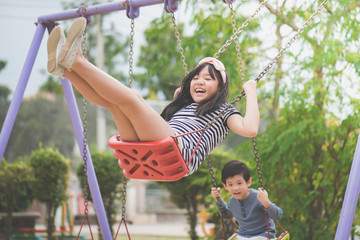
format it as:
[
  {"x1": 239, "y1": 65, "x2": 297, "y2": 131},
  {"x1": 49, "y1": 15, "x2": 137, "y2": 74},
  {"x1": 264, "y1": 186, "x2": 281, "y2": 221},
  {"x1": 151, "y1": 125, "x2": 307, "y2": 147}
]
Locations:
[{"x1": 168, "y1": 102, "x2": 241, "y2": 175}]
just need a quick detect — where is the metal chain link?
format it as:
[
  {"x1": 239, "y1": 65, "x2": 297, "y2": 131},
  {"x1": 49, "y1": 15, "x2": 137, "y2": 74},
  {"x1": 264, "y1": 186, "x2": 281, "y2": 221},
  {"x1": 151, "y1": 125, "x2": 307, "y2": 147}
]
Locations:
[
  {"x1": 170, "y1": 12, "x2": 189, "y2": 75},
  {"x1": 81, "y1": 27, "x2": 90, "y2": 219},
  {"x1": 121, "y1": 178, "x2": 128, "y2": 220},
  {"x1": 117, "y1": 18, "x2": 136, "y2": 224},
  {"x1": 228, "y1": 3, "x2": 264, "y2": 190},
  {"x1": 229, "y1": 3, "x2": 246, "y2": 85},
  {"x1": 82, "y1": 97, "x2": 90, "y2": 217},
  {"x1": 205, "y1": 0, "x2": 328, "y2": 130},
  {"x1": 206, "y1": 156, "x2": 218, "y2": 188},
  {"x1": 82, "y1": 28, "x2": 88, "y2": 60},
  {"x1": 128, "y1": 19, "x2": 135, "y2": 88},
  {"x1": 252, "y1": 138, "x2": 264, "y2": 189},
  {"x1": 214, "y1": 0, "x2": 270, "y2": 59},
  {"x1": 205, "y1": 0, "x2": 328, "y2": 192}
]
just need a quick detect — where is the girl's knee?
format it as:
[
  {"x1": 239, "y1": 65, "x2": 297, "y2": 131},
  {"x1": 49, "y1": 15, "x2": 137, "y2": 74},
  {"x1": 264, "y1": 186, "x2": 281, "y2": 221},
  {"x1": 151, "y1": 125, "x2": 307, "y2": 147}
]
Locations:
[{"x1": 121, "y1": 89, "x2": 146, "y2": 105}]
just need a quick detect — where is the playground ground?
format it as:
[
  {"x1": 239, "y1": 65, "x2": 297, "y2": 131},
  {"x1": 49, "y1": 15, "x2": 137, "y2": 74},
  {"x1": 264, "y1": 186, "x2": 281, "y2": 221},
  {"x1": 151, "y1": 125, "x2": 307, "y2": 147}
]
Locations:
[
  {"x1": 32, "y1": 222, "x2": 360, "y2": 240},
  {"x1": 32, "y1": 222, "x2": 212, "y2": 240}
]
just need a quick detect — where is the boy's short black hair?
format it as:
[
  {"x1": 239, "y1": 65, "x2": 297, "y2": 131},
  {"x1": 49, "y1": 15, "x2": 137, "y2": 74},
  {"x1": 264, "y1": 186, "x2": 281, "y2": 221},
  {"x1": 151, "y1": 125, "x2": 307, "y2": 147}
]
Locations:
[{"x1": 221, "y1": 160, "x2": 251, "y2": 184}]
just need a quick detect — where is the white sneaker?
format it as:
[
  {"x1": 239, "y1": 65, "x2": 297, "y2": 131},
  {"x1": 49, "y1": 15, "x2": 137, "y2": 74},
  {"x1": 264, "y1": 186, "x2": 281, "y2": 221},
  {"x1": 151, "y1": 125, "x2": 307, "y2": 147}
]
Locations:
[
  {"x1": 47, "y1": 25, "x2": 65, "y2": 77},
  {"x1": 58, "y1": 17, "x2": 87, "y2": 70}
]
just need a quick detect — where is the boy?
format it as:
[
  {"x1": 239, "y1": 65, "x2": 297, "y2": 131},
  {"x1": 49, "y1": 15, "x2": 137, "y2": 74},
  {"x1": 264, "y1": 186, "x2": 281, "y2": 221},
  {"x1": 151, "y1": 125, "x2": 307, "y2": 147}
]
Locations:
[{"x1": 211, "y1": 160, "x2": 282, "y2": 240}]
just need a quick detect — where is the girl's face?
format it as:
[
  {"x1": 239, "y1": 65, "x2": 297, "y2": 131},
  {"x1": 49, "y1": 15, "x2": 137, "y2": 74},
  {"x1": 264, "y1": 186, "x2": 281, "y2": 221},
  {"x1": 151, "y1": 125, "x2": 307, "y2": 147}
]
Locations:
[
  {"x1": 223, "y1": 174, "x2": 251, "y2": 201},
  {"x1": 190, "y1": 66, "x2": 219, "y2": 103}
]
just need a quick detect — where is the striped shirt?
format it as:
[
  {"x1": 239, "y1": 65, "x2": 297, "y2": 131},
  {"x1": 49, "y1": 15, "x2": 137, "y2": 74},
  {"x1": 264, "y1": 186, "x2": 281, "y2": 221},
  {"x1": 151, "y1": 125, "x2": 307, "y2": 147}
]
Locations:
[{"x1": 168, "y1": 102, "x2": 241, "y2": 175}]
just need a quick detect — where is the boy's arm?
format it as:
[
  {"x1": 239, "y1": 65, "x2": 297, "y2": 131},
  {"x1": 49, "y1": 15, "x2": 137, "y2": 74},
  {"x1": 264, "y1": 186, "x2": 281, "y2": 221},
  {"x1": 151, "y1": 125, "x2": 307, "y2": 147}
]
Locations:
[
  {"x1": 211, "y1": 187, "x2": 233, "y2": 219},
  {"x1": 257, "y1": 188, "x2": 283, "y2": 221}
]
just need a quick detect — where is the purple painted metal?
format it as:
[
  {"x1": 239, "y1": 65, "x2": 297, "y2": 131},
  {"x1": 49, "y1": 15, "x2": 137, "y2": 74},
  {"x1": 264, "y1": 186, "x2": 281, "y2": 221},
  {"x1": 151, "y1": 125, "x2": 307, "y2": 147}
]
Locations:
[
  {"x1": 0, "y1": 1, "x2": 179, "y2": 239},
  {"x1": 61, "y1": 79, "x2": 112, "y2": 240},
  {"x1": 334, "y1": 132, "x2": 360, "y2": 240},
  {"x1": 0, "y1": 23, "x2": 45, "y2": 161},
  {"x1": 37, "y1": 0, "x2": 166, "y2": 23},
  {"x1": 164, "y1": 0, "x2": 178, "y2": 13},
  {"x1": 223, "y1": 0, "x2": 236, "y2": 4},
  {"x1": 126, "y1": 0, "x2": 140, "y2": 19}
]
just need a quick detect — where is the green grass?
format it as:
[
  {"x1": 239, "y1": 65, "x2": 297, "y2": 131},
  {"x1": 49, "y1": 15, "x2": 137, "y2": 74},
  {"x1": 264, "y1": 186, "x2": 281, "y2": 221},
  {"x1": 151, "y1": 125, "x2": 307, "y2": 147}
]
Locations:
[
  {"x1": 115, "y1": 236, "x2": 189, "y2": 240},
  {"x1": 84, "y1": 235, "x2": 190, "y2": 240},
  {"x1": 119, "y1": 235, "x2": 189, "y2": 240}
]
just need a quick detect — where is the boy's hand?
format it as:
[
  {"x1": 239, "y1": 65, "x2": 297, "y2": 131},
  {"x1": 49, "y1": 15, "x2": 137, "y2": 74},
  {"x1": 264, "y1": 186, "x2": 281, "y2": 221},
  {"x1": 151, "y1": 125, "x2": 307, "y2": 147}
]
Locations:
[
  {"x1": 211, "y1": 187, "x2": 221, "y2": 202},
  {"x1": 257, "y1": 188, "x2": 271, "y2": 209}
]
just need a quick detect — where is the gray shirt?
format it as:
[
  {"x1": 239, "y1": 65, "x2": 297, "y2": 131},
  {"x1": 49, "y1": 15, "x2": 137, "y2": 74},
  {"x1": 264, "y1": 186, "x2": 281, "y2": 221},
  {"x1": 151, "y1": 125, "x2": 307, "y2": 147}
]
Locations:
[{"x1": 216, "y1": 188, "x2": 282, "y2": 238}]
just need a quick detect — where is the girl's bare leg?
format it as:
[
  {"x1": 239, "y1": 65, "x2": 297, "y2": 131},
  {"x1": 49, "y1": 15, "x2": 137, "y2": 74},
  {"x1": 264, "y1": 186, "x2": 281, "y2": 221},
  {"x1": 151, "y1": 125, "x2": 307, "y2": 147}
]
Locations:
[
  {"x1": 64, "y1": 70, "x2": 140, "y2": 141},
  {"x1": 68, "y1": 51, "x2": 175, "y2": 142}
]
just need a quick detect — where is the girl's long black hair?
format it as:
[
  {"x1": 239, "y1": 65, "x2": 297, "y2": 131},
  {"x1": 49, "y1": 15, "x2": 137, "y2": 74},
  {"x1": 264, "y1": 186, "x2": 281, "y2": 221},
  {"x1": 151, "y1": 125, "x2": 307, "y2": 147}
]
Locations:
[{"x1": 161, "y1": 63, "x2": 229, "y2": 121}]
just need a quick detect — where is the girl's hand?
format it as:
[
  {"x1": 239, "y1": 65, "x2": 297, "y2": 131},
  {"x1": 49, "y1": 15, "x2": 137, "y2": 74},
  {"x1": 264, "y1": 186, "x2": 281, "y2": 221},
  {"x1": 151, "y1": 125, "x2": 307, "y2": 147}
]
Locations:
[
  {"x1": 257, "y1": 188, "x2": 271, "y2": 208},
  {"x1": 243, "y1": 80, "x2": 257, "y2": 95},
  {"x1": 211, "y1": 187, "x2": 221, "y2": 202}
]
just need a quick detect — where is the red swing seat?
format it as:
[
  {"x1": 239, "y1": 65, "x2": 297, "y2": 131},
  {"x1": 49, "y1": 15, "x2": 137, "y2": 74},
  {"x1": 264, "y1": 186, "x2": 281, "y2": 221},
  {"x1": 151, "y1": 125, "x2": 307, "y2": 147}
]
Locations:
[{"x1": 108, "y1": 135, "x2": 188, "y2": 181}]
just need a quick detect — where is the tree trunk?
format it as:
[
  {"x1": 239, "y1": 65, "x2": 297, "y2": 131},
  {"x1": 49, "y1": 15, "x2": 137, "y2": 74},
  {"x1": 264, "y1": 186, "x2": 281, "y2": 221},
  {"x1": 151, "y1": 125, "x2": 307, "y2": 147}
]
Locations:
[
  {"x1": 4, "y1": 207, "x2": 13, "y2": 240},
  {"x1": 46, "y1": 203, "x2": 54, "y2": 240},
  {"x1": 186, "y1": 194, "x2": 198, "y2": 240}
]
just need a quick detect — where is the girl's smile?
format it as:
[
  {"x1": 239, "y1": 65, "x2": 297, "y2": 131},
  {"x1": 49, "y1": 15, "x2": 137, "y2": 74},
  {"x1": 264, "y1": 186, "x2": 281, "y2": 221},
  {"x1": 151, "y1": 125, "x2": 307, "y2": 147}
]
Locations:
[{"x1": 190, "y1": 66, "x2": 219, "y2": 103}]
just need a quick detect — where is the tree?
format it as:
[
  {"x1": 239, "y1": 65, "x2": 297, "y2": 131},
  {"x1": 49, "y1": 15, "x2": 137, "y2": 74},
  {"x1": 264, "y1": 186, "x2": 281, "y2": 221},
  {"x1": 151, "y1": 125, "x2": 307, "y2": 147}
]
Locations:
[
  {"x1": 29, "y1": 145, "x2": 69, "y2": 240},
  {"x1": 0, "y1": 84, "x2": 11, "y2": 105},
  {"x1": 0, "y1": 159, "x2": 35, "y2": 240},
  {"x1": 3, "y1": 95, "x2": 76, "y2": 162},
  {"x1": 76, "y1": 150, "x2": 124, "y2": 238},
  {"x1": 39, "y1": 77, "x2": 65, "y2": 95},
  {"x1": 233, "y1": 1, "x2": 360, "y2": 239},
  {"x1": 0, "y1": 60, "x2": 6, "y2": 72}
]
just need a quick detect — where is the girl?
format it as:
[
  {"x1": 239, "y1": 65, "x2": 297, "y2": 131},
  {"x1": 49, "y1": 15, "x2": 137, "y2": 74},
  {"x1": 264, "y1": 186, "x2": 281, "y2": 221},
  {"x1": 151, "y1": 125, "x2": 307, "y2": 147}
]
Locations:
[{"x1": 47, "y1": 17, "x2": 259, "y2": 175}]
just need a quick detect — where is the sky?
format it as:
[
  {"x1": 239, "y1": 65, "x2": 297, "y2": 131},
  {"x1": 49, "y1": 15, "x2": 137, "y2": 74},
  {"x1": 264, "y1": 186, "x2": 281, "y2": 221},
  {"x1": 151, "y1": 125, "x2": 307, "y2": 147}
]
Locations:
[{"x1": 0, "y1": 0, "x2": 170, "y2": 98}]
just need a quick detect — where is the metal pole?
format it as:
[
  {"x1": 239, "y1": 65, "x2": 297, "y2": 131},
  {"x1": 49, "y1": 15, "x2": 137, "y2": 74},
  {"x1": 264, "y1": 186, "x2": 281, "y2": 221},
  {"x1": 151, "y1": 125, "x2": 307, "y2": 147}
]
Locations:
[
  {"x1": 0, "y1": 23, "x2": 45, "y2": 162},
  {"x1": 1, "y1": 1, "x2": 176, "y2": 239},
  {"x1": 37, "y1": 0, "x2": 165, "y2": 22},
  {"x1": 335, "y1": 132, "x2": 360, "y2": 239},
  {"x1": 61, "y1": 78, "x2": 112, "y2": 240}
]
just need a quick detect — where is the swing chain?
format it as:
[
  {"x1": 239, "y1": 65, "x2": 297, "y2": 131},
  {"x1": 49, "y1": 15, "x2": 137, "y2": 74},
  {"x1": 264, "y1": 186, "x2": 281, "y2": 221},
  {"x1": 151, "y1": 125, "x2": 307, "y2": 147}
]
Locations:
[
  {"x1": 128, "y1": 19, "x2": 135, "y2": 88},
  {"x1": 227, "y1": 3, "x2": 265, "y2": 190},
  {"x1": 254, "y1": 0, "x2": 328, "y2": 83},
  {"x1": 228, "y1": 3, "x2": 246, "y2": 86},
  {"x1": 213, "y1": 0, "x2": 269, "y2": 59},
  {"x1": 170, "y1": 12, "x2": 189, "y2": 75},
  {"x1": 205, "y1": 0, "x2": 328, "y2": 137},
  {"x1": 251, "y1": 137, "x2": 264, "y2": 189},
  {"x1": 206, "y1": 156, "x2": 218, "y2": 188},
  {"x1": 121, "y1": 177, "x2": 128, "y2": 219},
  {"x1": 82, "y1": 28, "x2": 88, "y2": 60},
  {"x1": 82, "y1": 97, "x2": 90, "y2": 217}
]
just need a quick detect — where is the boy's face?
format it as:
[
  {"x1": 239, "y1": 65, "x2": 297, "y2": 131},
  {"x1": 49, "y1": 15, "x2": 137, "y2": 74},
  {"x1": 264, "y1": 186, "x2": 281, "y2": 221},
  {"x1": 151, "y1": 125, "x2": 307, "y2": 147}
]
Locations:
[{"x1": 223, "y1": 174, "x2": 252, "y2": 201}]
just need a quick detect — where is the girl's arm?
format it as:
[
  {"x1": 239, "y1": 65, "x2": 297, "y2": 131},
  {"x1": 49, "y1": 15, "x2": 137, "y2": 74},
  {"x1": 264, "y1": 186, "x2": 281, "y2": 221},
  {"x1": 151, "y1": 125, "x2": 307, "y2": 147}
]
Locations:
[{"x1": 227, "y1": 80, "x2": 259, "y2": 138}]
